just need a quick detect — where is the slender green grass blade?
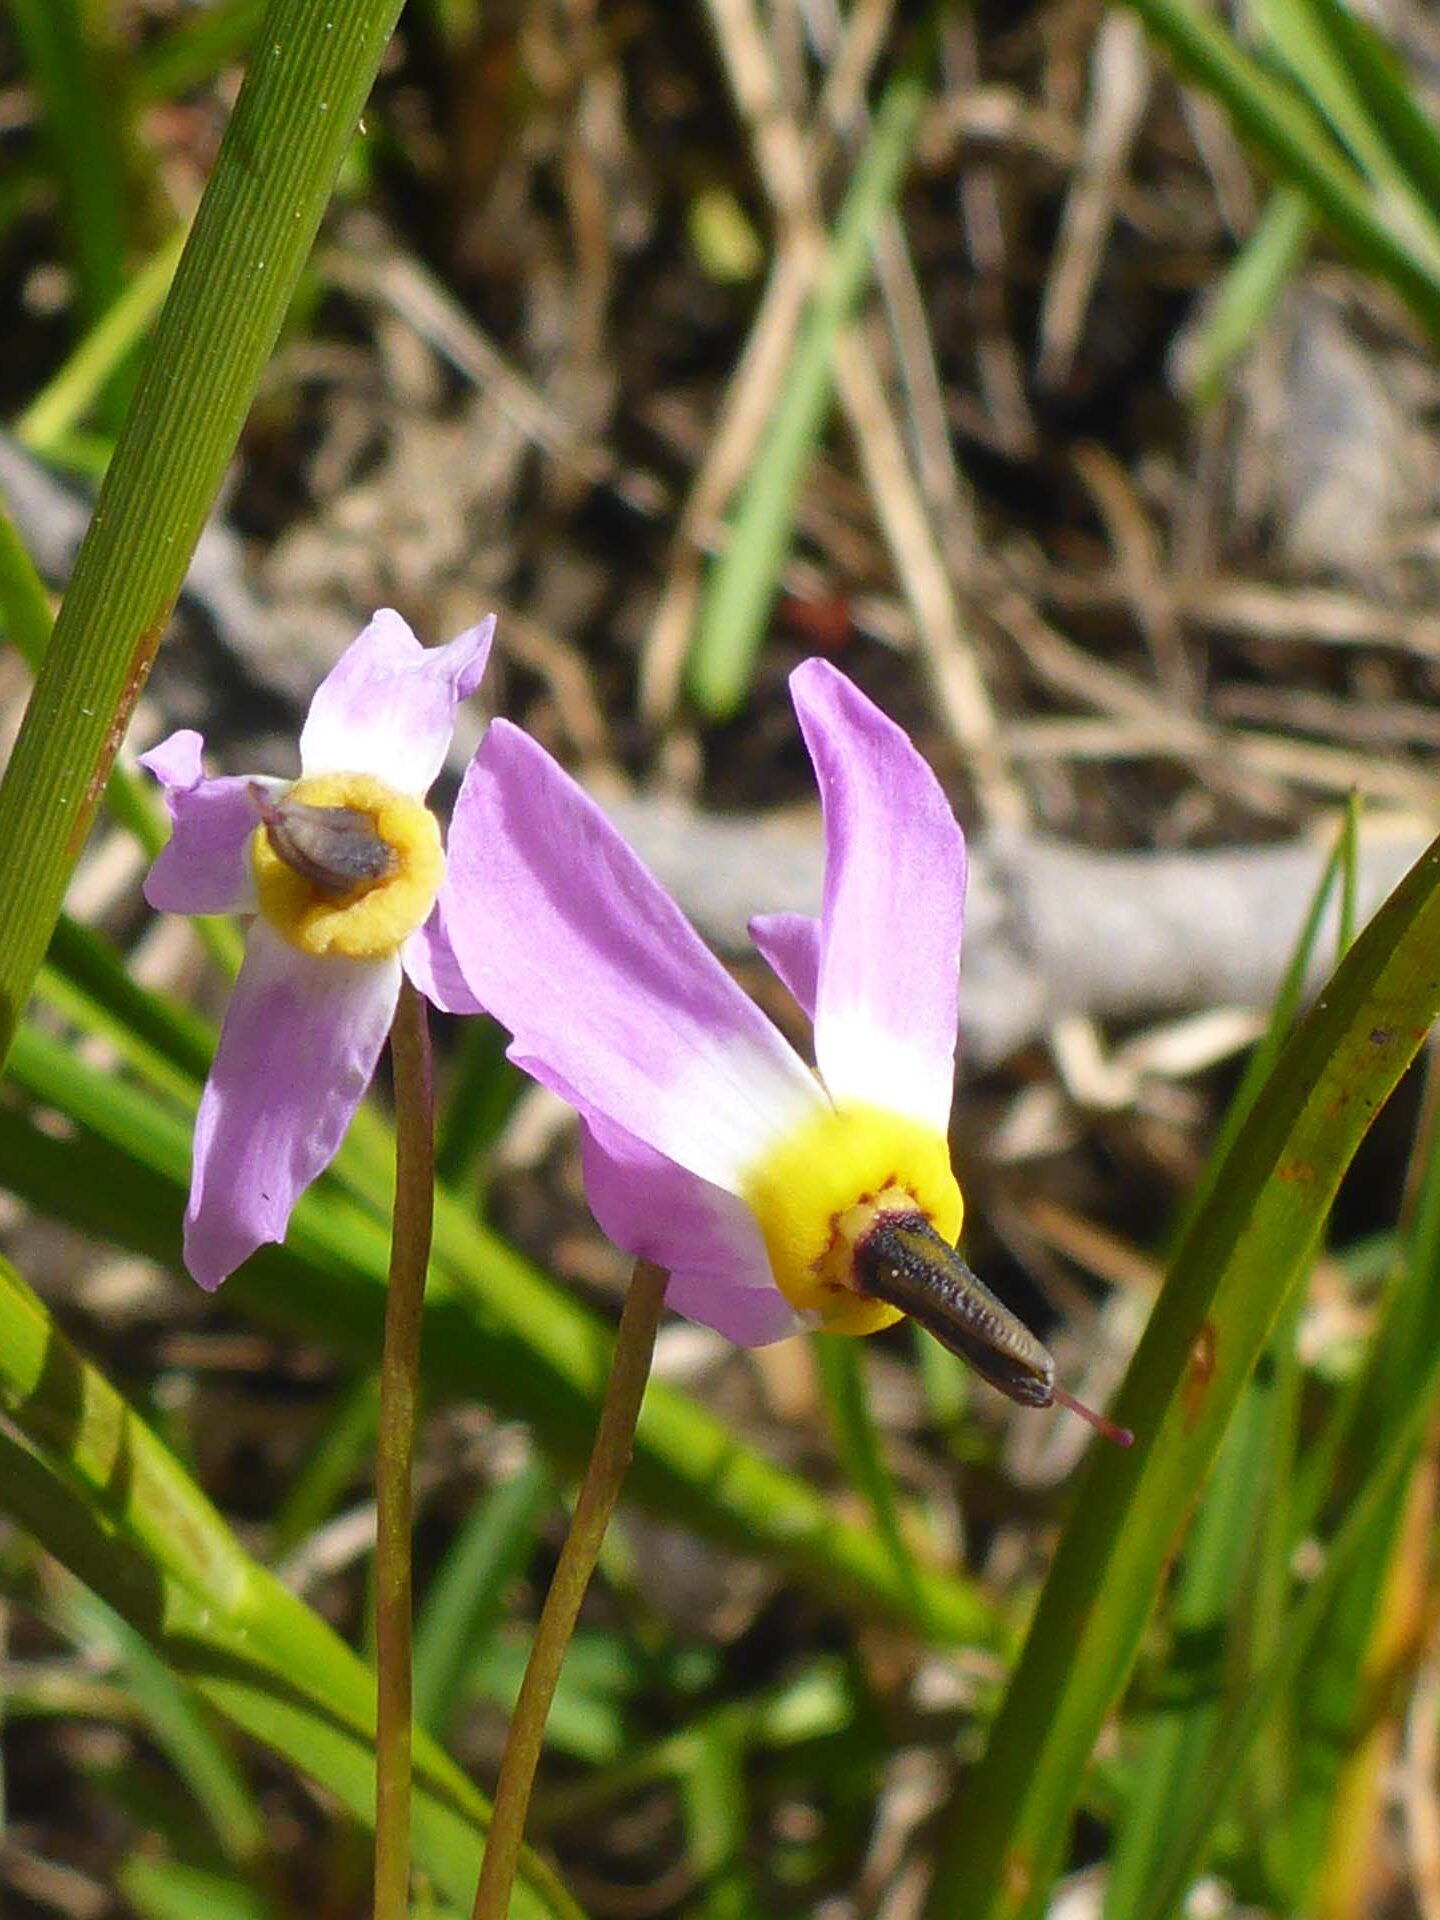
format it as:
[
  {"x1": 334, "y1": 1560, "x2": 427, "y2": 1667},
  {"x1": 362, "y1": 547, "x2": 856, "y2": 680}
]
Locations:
[
  {"x1": 271, "y1": 1372, "x2": 380, "y2": 1560},
  {"x1": 1124, "y1": 0, "x2": 1440, "y2": 340},
  {"x1": 814, "y1": 1335, "x2": 931, "y2": 1630},
  {"x1": 1173, "y1": 803, "x2": 1346, "y2": 1245},
  {"x1": 134, "y1": 0, "x2": 270, "y2": 104},
  {"x1": 57, "y1": 1585, "x2": 267, "y2": 1868},
  {"x1": 45, "y1": 913, "x2": 216, "y2": 1080},
  {"x1": 682, "y1": 1717, "x2": 753, "y2": 1920},
  {"x1": 0, "y1": 491, "x2": 56, "y2": 669},
  {"x1": 16, "y1": 225, "x2": 188, "y2": 455},
  {"x1": 923, "y1": 824, "x2": 1440, "y2": 1919},
  {"x1": 1102, "y1": 1372, "x2": 1275, "y2": 1918},
  {"x1": 687, "y1": 35, "x2": 933, "y2": 716},
  {"x1": 6, "y1": 0, "x2": 130, "y2": 328},
  {"x1": 118, "y1": 1857, "x2": 273, "y2": 1920},
  {"x1": 1300, "y1": 0, "x2": 1440, "y2": 219},
  {"x1": 1181, "y1": 188, "x2": 1313, "y2": 410},
  {"x1": 1272, "y1": 1063, "x2": 1440, "y2": 1898},
  {"x1": 1247, "y1": 0, "x2": 1440, "y2": 277},
  {"x1": 414, "y1": 1454, "x2": 554, "y2": 1738},
  {"x1": 0, "y1": 0, "x2": 405, "y2": 1070}
]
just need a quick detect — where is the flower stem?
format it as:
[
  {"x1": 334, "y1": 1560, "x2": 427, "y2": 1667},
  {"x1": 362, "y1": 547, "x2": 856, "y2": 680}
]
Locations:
[
  {"x1": 470, "y1": 1258, "x2": 668, "y2": 1920},
  {"x1": 373, "y1": 978, "x2": 435, "y2": 1920}
]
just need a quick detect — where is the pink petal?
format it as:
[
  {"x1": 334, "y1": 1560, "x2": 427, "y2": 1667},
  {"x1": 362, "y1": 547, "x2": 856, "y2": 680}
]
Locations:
[
  {"x1": 403, "y1": 895, "x2": 486, "y2": 1015},
  {"x1": 443, "y1": 722, "x2": 822, "y2": 1194},
  {"x1": 139, "y1": 729, "x2": 265, "y2": 915},
  {"x1": 581, "y1": 1116, "x2": 800, "y2": 1346},
  {"x1": 749, "y1": 911, "x2": 820, "y2": 1020},
  {"x1": 299, "y1": 609, "x2": 495, "y2": 795},
  {"x1": 184, "y1": 924, "x2": 400, "y2": 1290},
  {"x1": 791, "y1": 660, "x2": 966, "y2": 1133}
]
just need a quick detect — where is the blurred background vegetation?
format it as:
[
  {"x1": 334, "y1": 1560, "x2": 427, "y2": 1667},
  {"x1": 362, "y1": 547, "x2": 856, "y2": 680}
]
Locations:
[{"x1": 7, "y1": 1, "x2": 1440, "y2": 1916}]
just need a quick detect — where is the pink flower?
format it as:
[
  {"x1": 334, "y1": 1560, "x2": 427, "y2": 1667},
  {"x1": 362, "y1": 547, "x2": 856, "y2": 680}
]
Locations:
[
  {"x1": 436, "y1": 659, "x2": 971, "y2": 1351},
  {"x1": 141, "y1": 608, "x2": 493, "y2": 1290}
]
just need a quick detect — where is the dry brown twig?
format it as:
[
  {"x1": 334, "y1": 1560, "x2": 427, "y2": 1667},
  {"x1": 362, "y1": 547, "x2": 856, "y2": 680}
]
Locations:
[{"x1": 1035, "y1": 11, "x2": 1150, "y2": 392}]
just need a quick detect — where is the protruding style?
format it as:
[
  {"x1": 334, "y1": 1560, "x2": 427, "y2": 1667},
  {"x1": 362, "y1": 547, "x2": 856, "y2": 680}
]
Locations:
[{"x1": 854, "y1": 1210, "x2": 1133, "y2": 1446}]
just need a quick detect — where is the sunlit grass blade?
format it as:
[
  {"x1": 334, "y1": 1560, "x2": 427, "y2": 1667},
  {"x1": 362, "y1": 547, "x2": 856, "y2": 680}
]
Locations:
[
  {"x1": 1102, "y1": 1367, "x2": 1276, "y2": 1918},
  {"x1": 687, "y1": 33, "x2": 933, "y2": 716},
  {"x1": 1246, "y1": 0, "x2": 1440, "y2": 278},
  {"x1": 0, "y1": 492, "x2": 167, "y2": 851},
  {"x1": 45, "y1": 912, "x2": 216, "y2": 1081},
  {"x1": 118, "y1": 1856, "x2": 273, "y2": 1920},
  {"x1": 681, "y1": 1716, "x2": 752, "y2": 1920},
  {"x1": 0, "y1": 0, "x2": 406, "y2": 1071},
  {"x1": 16, "y1": 225, "x2": 188, "y2": 456},
  {"x1": 923, "y1": 824, "x2": 1440, "y2": 1919},
  {"x1": 0, "y1": 490, "x2": 56, "y2": 668},
  {"x1": 1171, "y1": 799, "x2": 1349, "y2": 1245},
  {"x1": 1124, "y1": 0, "x2": 1440, "y2": 341},
  {"x1": 1297, "y1": 0, "x2": 1440, "y2": 219},
  {"x1": 1180, "y1": 187, "x2": 1313, "y2": 410}
]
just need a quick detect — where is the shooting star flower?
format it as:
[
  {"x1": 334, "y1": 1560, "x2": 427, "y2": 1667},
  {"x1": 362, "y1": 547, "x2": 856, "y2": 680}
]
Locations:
[
  {"x1": 141, "y1": 608, "x2": 493, "y2": 1291},
  {"x1": 437, "y1": 658, "x2": 1127, "y2": 1441}
]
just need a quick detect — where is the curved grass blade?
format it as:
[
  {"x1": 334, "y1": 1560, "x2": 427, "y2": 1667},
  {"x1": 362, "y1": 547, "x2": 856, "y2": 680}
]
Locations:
[
  {"x1": 16, "y1": 226, "x2": 188, "y2": 456},
  {"x1": 814, "y1": 1335, "x2": 931, "y2": 1631},
  {"x1": 1179, "y1": 188, "x2": 1313, "y2": 411},
  {"x1": 1123, "y1": 0, "x2": 1440, "y2": 343},
  {"x1": 923, "y1": 824, "x2": 1440, "y2": 1919},
  {"x1": 414, "y1": 1454, "x2": 555, "y2": 1740},
  {"x1": 53, "y1": 1584, "x2": 267, "y2": 1872},
  {"x1": 118, "y1": 1856, "x2": 272, "y2": 1920},
  {"x1": 7, "y1": 0, "x2": 131, "y2": 331}
]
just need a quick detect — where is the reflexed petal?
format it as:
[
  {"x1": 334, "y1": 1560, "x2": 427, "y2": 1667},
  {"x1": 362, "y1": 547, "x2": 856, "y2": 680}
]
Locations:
[
  {"x1": 444, "y1": 721, "x2": 822, "y2": 1193},
  {"x1": 183, "y1": 924, "x2": 400, "y2": 1290},
  {"x1": 139, "y1": 729, "x2": 266, "y2": 915},
  {"x1": 749, "y1": 911, "x2": 820, "y2": 1020},
  {"x1": 581, "y1": 1116, "x2": 800, "y2": 1346},
  {"x1": 299, "y1": 609, "x2": 496, "y2": 795},
  {"x1": 791, "y1": 659, "x2": 966, "y2": 1132},
  {"x1": 402, "y1": 893, "x2": 486, "y2": 1015}
]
